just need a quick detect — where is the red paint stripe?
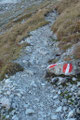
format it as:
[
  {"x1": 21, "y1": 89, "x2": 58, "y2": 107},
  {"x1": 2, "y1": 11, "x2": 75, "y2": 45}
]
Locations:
[
  {"x1": 49, "y1": 64, "x2": 57, "y2": 69},
  {"x1": 63, "y1": 64, "x2": 68, "y2": 73},
  {"x1": 69, "y1": 64, "x2": 73, "y2": 73}
]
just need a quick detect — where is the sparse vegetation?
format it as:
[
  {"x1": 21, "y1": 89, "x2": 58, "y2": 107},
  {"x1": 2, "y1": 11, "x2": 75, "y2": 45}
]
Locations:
[
  {"x1": 0, "y1": 62, "x2": 24, "y2": 80},
  {"x1": 52, "y1": 0, "x2": 80, "y2": 58}
]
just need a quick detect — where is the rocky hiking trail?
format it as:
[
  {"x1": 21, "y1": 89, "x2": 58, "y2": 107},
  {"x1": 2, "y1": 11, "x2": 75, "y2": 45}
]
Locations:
[{"x1": 0, "y1": 11, "x2": 79, "y2": 120}]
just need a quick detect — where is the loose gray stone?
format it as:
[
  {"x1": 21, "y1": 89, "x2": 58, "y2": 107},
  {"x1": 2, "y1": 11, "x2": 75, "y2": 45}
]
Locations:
[
  {"x1": 58, "y1": 77, "x2": 67, "y2": 85},
  {"x1": 56, "y1": 106, "x2": 62, "y2": 113},
  {"x1": 30, "y1": 81, "x2": 37, "y2": 87},
  {"x1": 66, "y1": 118, "x2": 76, "y2": 120},
  {"x1": 72, "y1": 77, "x2": 77, "y2": 81},
  {"x1": 12, "y1": 115, "x2": 19, "y2": 120},
  {"x1": 51, "y1": 77, "x2": 59, "y2": 84},
  {"x1": 6, "y1": 115, "x2": 10, "y2": 119},
  {"x1": 77, "y1": 82, "x2": 80, "y2": 87},
  {"x1": 6, "y1": 91, "x2": 11, "y2": 95},
  {"x1": 5, "y1": 79, "x2": 10, "y2": 83},
  {"x1": 53, "y1": 95, "x2": 58, "y2": 99},
  {"x1": 68, "y1": 110, "x2": 75, "y2": 118},
  {"x1": 76, "y1": 108, "x2": 80, "y2": 114},
  {"x1": 58, "y1": 90, "x2": 61, "y2": 95},
  {"x1": 63, "y1": 106, "x2": 68, "y2": 111},
  {"x1": 23, "y1": 60, "x2": 26, "y2": 63},
  {"x1": 77, "y1": 90, "x2": 80, "y2": 96},
  {"x1": 25, "y1": 70, "x2": 34, "y2": 76},
  {"x1": 0, "y1": 97, "x2": 10, "y2": 109},
  {"x1": 25, "y1": 109, "x2": 35, "y2": 115},
  {"x1": 51, "y1": 114, "x2": 58, "y2": 120}
]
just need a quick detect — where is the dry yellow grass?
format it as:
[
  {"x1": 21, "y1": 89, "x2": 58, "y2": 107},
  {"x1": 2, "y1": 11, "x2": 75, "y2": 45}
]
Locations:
[
  {"x1": 55, "y1": 0, "x2": 80, "y2": 13},
  {"x1": 52, "y1": 0, "x2": 80, "y2": 56}
]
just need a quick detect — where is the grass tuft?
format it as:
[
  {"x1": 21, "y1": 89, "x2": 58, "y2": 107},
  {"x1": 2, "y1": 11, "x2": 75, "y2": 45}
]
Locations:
[
  {"x1": 0, "y1": 62, "x2": 24, "y2": 80},
  {"x1": 52, "y1": 0, "x2": 80, "y2": 59}
]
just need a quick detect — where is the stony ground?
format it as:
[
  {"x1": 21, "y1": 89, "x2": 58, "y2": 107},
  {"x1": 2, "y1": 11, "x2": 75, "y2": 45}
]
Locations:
[
  {"x1": 0, "y1": 8, "x2": 80, "y2": 120},
  {"x1": 0, "y1": 0, "x2": 44, "y2": 29}
]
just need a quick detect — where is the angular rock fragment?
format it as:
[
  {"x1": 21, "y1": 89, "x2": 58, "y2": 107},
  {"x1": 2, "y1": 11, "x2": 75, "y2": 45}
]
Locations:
[
  {"x1": 0, "y1": 97, "x2": 10, "y2": 109},
  {"x1": 47, "y1": 60, "x2": 80, "y2": 76},
  {"x1": 25, "y1": 109, "x2": 35, "y2": 115}
]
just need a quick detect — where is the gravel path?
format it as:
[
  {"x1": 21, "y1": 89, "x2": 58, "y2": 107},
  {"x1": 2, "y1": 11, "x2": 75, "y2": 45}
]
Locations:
[{"x1": 0, "y1": 11, "x2": 77, "y2": 120}]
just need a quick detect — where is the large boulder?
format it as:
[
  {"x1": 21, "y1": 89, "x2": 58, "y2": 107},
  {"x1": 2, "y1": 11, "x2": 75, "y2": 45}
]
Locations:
[{"x1": 47, "y1": 60, "x2": 80, "y2": 76}]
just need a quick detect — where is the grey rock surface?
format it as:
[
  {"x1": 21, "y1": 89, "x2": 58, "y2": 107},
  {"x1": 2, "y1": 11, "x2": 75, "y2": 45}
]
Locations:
[{"x1": 51, "y1": 114, "x2": 58, "y2": 120}]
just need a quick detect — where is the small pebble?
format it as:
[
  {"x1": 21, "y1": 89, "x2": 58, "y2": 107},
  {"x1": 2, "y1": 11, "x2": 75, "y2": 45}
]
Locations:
[
  {"x1": 56, "y1": 106, "x2": 62, "y2": 112},
  {"x1": 25, "y1": 109, "x2": 35, "y2": 115},
  {"x1": 51, "y1": 114, "x2": 58, "y2": 120}
]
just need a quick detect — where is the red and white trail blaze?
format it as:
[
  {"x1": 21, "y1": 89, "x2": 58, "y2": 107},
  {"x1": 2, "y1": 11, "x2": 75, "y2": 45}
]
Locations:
[
  {"x1": 48, "y1": 63, "x2": 73, "y2": 74},
  {"x1": 63, "y1": 63, "x2": 73, "y2": 74}
]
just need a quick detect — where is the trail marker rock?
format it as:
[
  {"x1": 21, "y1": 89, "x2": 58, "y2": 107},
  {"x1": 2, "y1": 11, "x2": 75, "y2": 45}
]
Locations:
[{"x1": 47, "y1": 60, "x2": 80, "y2": 76}]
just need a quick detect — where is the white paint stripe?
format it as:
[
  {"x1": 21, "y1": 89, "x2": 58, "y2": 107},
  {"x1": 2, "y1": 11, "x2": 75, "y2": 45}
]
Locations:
[{"x1": 65, "y1": 64, "x2": 70, "y2": 74}]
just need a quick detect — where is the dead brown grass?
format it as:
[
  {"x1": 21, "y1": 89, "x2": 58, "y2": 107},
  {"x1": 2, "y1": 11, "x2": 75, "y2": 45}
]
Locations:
[
  {"x1": 0, "y1": 0, "x2": 57, "y2": 80},
  {"x1": 0, "y1": 62, "x2": 24, "y2": 80},
  {"x1": 52, "y1": 0, "x2": 80, "y2": 57},
  {"x1": 55, "y1": 0, "x2": 80, "y2": 14}
]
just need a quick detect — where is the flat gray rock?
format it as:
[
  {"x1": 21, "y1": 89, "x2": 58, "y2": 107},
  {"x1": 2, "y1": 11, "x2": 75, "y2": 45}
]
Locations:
[
  {"x1": 25, "y1": 109, "x2": 35, "y2": 115},
  {"x1": 0, "y1": 97, "x2": 10, "y2": 109},
  {"x1": 51, "y1": 114, "x2": 58, "y2": 120}
]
